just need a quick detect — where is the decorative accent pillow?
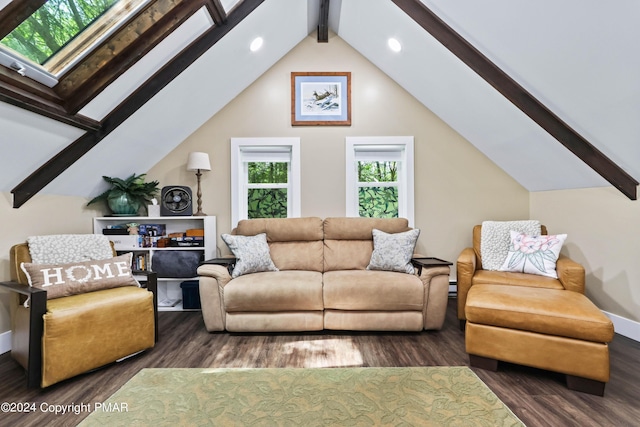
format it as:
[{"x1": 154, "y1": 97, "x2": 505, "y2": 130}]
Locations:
[
  {"x1": 221, "y1": 233, "x2": 279, "y2": 278},
  {"x1": 366, "y1": 228, "x2": 420, "y2": 274},
  {"x1": 499, "y1": 231, "x2": 567, "y2": 278},
  {"x1": 20, "y1": 253, "x2": 140, "y2": 300},
  {"x1": 480, "y1": 220, "x2": 541, "y2": 270},
  {"x1": 27, "y1": 234, "x2": 114, "y2": 264}
]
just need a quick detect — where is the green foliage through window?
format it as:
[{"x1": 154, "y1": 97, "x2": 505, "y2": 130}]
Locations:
[
  {"x1": 248, "y1": 162, "x2": 288, "y2": 184},
  {"x1": 1, "y1": 0, "x2": 118, "y2": 65},
  {"x1": 358, "y1": 161, "x2": 397, "y2": 183},
  {"x1": 248, "y1": 188, "x2": 288, "y2": 219},
  {"x1": 359, "y1": 186, "x2": 398, "y2": 218}
]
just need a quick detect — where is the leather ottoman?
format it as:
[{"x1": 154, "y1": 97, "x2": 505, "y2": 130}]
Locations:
[{"x1": 464, "y1": 284, "x2": 615, "y2": 396}]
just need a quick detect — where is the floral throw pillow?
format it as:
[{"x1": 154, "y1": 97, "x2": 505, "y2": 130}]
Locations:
[
  {"x1": 366, "y1": 228, "x2": 420, "y2": 274},
  {"x1": 499, "y1": 231, "x2": 567, "y2": 278},
  {"x1": 221, "y1": 233, "x2": 279, "y2": 278}
]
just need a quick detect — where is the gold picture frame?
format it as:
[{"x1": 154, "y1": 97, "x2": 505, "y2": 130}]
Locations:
[{"x1": 291, "y1": 72, "x2": 351, "y2": 126}]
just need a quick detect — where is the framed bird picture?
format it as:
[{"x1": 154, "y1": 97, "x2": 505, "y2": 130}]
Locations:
[{"x1": 291, "y1": 72, "x2": 351, "y2": 126}]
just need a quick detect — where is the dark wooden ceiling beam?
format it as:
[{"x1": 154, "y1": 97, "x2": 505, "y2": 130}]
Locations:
[
  {"x1": 392, "y1": 0, "x2": 638, "y2": 200},
  {"x1": 0, "y1": 75, "x2": 100, "y2": 131},
  {"x1": 206, "y1": 0, "x2": 228, "y2": 25},
  {"x1": 318, "y1": 0, "x2": 330, "y2": 43},
  {"x1": 60, "y1": 0, "x2": 211, "y2": 114},
  {"x1": 12, "y1": 0, "x2": 266, "y2": 208}
]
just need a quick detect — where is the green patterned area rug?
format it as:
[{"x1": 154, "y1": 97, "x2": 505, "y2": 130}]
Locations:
[{"x1": 79, "y1": 367, "x2": 524, "y2": 426}]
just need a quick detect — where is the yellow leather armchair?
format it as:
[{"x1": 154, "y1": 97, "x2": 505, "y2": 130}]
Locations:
[
  {"x1": 456, "y1": 224, "x2": 585, "y2": 326},
  {"x1": 1, "y1": 241, "x2": 157, "y2": 388}
]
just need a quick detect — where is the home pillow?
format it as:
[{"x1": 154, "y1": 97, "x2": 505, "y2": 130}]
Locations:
[
  {"x1": 480, "y1": 220, "x2": 541, "y2": 270},
  {"x1": 499, "y1": 231, "x2": 567, "y2": 278},
  {"x1": 20, "y1": 252, "x2": 140, "y2": 299},
  {"x1": 366, "y1": 228, "x2": 420, "y2": 274},
  {"x1": 221, "y1": 233, "x2": 279, "y2": 278}
]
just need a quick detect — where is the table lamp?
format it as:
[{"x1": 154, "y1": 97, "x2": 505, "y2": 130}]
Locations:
[{"x1": 187, "y1": 152, "x2": 211, "y2": 216}]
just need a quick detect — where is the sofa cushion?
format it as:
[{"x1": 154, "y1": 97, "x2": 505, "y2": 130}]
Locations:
[
  {"x1": 236, "y1": 217, "x2": 324, "y2": 242},
  {"x1": 20, "y1": 253, "x2": 139, "y2": 299},
  {"x1": 367, "y1": 228, "x2": 420, "y2": 274},
  {"x1": 221, "y1": 233, "x2": 278, "y2": 278},
  {"x1": 499, "y1": 231, "x2": 567, "y2": 278},
  {"x1": 235, "y1": 217, "x2": 324, "y2": 272},
  {"x1": 472, "y1": 269, "x2": 564, "y2": 290},
  {"x1": 323, "y1": 270, "x2": 423, "y2": 311},
  {"x1": 224, "y1": 271, "x2": 323, "y2": 312},
  {"x1": 323, "y1": 217, "x2": 412, "y2": 272}
]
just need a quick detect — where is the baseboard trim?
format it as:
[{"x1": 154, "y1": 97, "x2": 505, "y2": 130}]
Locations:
[
  {"x1": 603, "y1": 311, "x2": 640, "y2": 343},
  {"x1": 0, "y1": 331, "x2": 11, "y2": 355}
]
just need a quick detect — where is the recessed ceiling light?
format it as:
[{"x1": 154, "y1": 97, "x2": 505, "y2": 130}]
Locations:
[
  {"x1": 388, "y1": 38, "x2": 402, "y2": 53},
  {"x1": 250, "y1": 37, "x2": 263, "y2": 52}
]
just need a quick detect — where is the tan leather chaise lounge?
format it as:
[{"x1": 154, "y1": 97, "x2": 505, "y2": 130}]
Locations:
[
  {"x1": 0, "y1": 236, "x2": 157, "y2": 388},
  {"x1": 198, "y1": 217, "x2": 451, "y2": 333},
  {"x1": 457, "y1": 224, "x2": 614, "y2": 396}
]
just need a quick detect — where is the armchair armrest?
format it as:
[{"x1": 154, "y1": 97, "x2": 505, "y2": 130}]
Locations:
[
  {"x1": 134, "y1": 271, "x2": 158, "y2": 342},
  {"x1": 0, "y1": 281, "x2": 46, "y2": 388},
  {"x1": 556, "y1": 255, "x2": 585, "y2": 294},
  {"x1": 456, "y1": 247, "x2": 477, "y2": 322}
]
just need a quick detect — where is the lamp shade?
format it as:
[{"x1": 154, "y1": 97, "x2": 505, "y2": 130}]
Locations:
[{"x1": 187, "y1": 152, "x2": 211, "y2": 171}]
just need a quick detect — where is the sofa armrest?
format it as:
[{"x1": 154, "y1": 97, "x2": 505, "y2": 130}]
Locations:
[
  {"x1": 416, "y1": 265, "x2": 450, "y2": 330},
  {"x1": 200, "y1": 257, "x2": 236, "y2": 276},
  {"x1": 197, "y1": 264, "x2": 232, "y2": 332},
  {"x1": 556, "y1": 255, "x2": 585, "y2": 294},
  {"x1": 456, "y1": 247, "x2": 477, "y2": 322}
]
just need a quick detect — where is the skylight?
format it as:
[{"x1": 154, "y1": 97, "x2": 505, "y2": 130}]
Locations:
[{"x1": 0, "y1": 0, "x2": 149, "y2": 78}]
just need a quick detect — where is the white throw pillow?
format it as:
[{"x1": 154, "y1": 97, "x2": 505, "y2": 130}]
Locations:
[
  {"x1": 480, "y1": 220, "x2": 541, "y2": 270},
  {"x1": 499, "y1": 231, "x2": 567, "y2": 278},
  {"x1": 221, "y1": 233, "x2": 278, "y2": 278},
  {"x1": 366, "y1": 228, "x2": 420, "y2": 274}
]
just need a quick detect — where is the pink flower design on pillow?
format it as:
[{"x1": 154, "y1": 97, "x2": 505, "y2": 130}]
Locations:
[{"x1": 501, "y1": 231, "x2": 567, "y2": 278}]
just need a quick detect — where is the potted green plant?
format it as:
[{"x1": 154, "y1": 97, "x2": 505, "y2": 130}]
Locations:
[{"x1": 87, "y1": 173, "x2": 160, "y2": 216}]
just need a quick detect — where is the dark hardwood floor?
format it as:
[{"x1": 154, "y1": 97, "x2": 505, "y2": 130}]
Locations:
[{"x1": 1, "y1": 297, "x2": 639, "y2": 426}]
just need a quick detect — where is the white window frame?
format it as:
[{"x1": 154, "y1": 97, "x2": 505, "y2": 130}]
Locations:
[
  {"x1": 345, "y1": 136, "x2": 415, "y2": 226},
  {"x1": 231, "y1": 137, "x2": 301, "y2": 227}
]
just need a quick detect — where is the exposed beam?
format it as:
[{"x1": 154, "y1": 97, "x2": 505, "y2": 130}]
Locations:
[
  {"x1": 206, "y1": 0, "x2": 228, "y2": 26},
  {"x1": 318, "y1": 0, "x2": 330, "y2": 43},
  {"x1": 12, "y1": 0, "x2": 266, "y2": 208},
  {"x1": 392, "y1": 0, "x2": 638, "y2": 200},
  {"x1": 0, "y1": 75, "x2": 100, "y2": 131}
]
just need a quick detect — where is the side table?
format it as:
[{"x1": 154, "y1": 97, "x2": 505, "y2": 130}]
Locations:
[{"x1": 411, "y1": 257, "x2": 453, "y2": 276}]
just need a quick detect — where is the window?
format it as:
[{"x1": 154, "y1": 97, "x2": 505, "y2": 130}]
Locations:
[
  {"x1": 346, "y1": 137, "x2": 414, "y2": 226},
  {"x1": 0, "y1": 0, "x2": 151, "y2": 80},
  {"x1": 231, "y1": 138, "x2": 301, "y2": 227}
]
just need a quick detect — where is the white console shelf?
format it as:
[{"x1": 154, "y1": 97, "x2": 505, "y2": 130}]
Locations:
[{"x1": 93, "y1": 216, "x2": 216, "y2": 311}]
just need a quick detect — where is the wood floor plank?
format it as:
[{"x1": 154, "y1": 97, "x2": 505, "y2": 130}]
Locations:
[{"x1": 0, "y1": 298, "x2": 638, "y2": 426}]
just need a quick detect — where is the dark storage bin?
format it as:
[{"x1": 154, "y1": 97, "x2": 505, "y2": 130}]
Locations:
[
  {"x1": 152, "y1": 251, "x2": 201, "y2": 278},
  {"x1": 180, "y1": 280, "x2": 201, "y2": 310}
]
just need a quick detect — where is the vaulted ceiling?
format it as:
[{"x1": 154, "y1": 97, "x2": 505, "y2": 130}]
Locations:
[{"x1": 1, "y1": 0, "x2": 638, "y2": 206}]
